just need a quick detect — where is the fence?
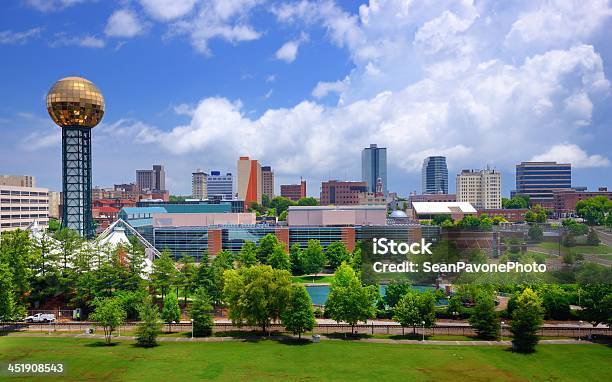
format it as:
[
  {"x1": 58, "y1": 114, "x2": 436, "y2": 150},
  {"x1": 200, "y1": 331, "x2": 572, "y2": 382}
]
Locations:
[{"x1": 1, "y1": 322, "x2": 609, "y2": 338}]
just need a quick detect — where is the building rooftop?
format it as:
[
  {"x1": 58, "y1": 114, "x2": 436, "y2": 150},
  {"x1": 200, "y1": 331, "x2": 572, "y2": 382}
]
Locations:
[
  {"x1": 288, "y1": 205, "x2": 386, "y2": 211},
  {"x1": 412, "y1": 202, "x2": 477, "y2": 214}
]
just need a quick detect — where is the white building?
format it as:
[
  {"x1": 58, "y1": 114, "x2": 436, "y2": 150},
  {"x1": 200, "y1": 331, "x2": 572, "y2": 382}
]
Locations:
[
  {"x1": 192, "y1": 170, "x2": 208, "y2": 199},
  {"x1": 207, "y1": 170, "x2": 234, "y2": 200},
  {"x1": 456, "y1": 167, "x2": 502, "y2": 209},
  {"x1": 0, "y1": 184, "x2": 49, "y2": 233}
]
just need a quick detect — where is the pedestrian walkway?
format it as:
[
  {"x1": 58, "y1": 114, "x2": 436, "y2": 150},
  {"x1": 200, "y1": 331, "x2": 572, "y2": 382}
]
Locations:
[{"x1": 4, "y1": 332, "x2": 599, "y2": 346}]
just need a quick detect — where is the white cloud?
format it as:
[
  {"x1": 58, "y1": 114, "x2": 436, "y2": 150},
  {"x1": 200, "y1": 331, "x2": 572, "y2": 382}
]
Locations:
[
  {"x1": 531, "y1": 144, "x2": 609, "y2": 168},
  {"x1": 49, "y1": 33, "x2": 105, "y2": 48},
  {"x1": 105, "y1": 9, "x2": 147, "y2": 38},
  {"x1": 139, "y1": 0, "x2": 197, "y2": 22},
  {"x1": 312, "y1": 76, "x2": 349, "y2": 99},
  {"x1": 0, "y1": 28, "x2": 42, "y2": 45},
  {"x1": 506, "y1": 0, "x2": 612, "y2": 46},
  {"x1": 275, "y1": 33, "x2": 309, "y2": 63},
  {"x1": 168, "y1": 0, "x2": 262, "y2": 54},
  {"x1": 26, "y1": 0, "x2": 89, "y2": 12}
]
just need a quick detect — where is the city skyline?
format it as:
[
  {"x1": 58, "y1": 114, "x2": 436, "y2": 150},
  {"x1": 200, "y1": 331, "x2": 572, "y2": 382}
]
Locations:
[{"x1": 1, "y1": 1, "x2": 611, "y2": 196}]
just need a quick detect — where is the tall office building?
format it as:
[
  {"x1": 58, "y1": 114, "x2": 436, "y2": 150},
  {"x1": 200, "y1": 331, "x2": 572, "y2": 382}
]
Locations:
[
  {"x1": 0, "y1": 175, "x2": 35, "y2": 187},
  {"x1": 362, "y1": 144, "x2": 387, "y2": 195},
  {"x1": 422, "y1": 156, "x2": 448, "y2": 194},
  {"x1": 456, "y1": 167, "x2": 502, "y2": 209},
  {"x1": 515, "y1": 161, "x2": 571, "y2": 205},
  {"x1": 281, "y1": 179, "x2": 307, "y2": 201},
  {"x1": 192, "y1": 169, "x2": 208, "y2": 199},
  {"x1": 136, "y1": 165, "x2": 166, "y2": 192},
  {"x1": 237, "y1": 157, "x2": 262, "y2": 206},
  {"x1": 261, "y1": 166, "x2": 274, "y2": 200},
  {"x1": 1, "y1": 184, "x2": 49, "y2": 233},
  {"x1": 320, "y1": 180, "x2": 368, "y2": 205},
  {"x1": 207, "y1": 171, "x2": 233, "y2": 200}
]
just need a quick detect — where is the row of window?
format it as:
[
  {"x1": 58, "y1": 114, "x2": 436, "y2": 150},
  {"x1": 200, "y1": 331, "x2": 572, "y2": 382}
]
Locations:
[
  {"x1": 0, "y1": 190, "x2": 48, "y2": 196},
  {"x1": 1, "y1": 206, "x2": 48, "y2": 211},
  {"x1": 0, "y1": 199, "x2": 48, "y2": 204}
]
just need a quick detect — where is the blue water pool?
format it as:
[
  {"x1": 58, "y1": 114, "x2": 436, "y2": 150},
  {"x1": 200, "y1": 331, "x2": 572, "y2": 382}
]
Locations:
[{"x1": 306, "y1": 284, "x2": 434, "y2": 306}]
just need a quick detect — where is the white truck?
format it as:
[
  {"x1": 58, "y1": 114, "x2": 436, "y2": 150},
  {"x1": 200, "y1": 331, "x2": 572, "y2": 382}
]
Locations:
[{"x1": 24, "y1": 313, "x2": 56, "y2": 323}]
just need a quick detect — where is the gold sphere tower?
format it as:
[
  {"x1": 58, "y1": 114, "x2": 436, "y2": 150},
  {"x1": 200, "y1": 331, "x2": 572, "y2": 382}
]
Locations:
[{"x1": 46, "y1": 77, "x2": 105, "y2": 237}]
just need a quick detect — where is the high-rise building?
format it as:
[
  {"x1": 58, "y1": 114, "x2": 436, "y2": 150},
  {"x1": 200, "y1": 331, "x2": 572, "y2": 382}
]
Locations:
[
  {"x1": 137, "y1": 165, "x2": 166, "y2": 192},
  {"x1": 422, "y1": 156, "x2": 448, "y2": 194},
  {"x1": 207, "y1": 171, "x2": 233, "y2": 200},
  {"x1": 47, "y1": 76, "x2": 105, "y2": 237},
  {"x1": 320, "y1": 180, "x2": 368, "y2": 205},
  {"x1": 192, "y1": 169, "x2": 208, "y2": 199},
  {"x1": 362, "y1": 144, "x2": 387, "y2": 195},
  {"x1": 237, "y1": 157, "x2": 262, "y2": 206},
  {"x1": 261, "y1": 166, "x2": 274, "y2": 200},
  {"x1": 0, "y1": 185, "x2": 49, "y2": 233},
  {"x1": 0, "y1": 175, "x2": 35, "y2": 187},
  {"x1": 48, "y1": 191, "x2": 61, "y2": 219},
  {"x1": 456, "y1": 167, "x2": 502, "y2": 209},
  {"x1": 281, "y1": 179, "x2": 307, "y2": 201},
  {"x1": 515, "y1": 162, "x2": 571, "y2": 205}
]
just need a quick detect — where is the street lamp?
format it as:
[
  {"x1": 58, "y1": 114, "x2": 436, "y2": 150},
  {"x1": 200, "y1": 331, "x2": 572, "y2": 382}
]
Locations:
[
  {"x1": 500, "y1": 321, "x2": 505, "y2": 341},
  {"x1": 578, "y1": 320, "x2": 583, "y2": 341},
  {"x1": 421, "y1": 321, "x2": 426, "y2": 341},
  {"x1": 191, "y1": 319, "x2": 194, "y2": 339}
]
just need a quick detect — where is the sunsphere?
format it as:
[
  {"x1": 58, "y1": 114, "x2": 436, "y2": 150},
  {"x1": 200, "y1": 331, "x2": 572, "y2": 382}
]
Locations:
[{"x1": 46, "y1": 76, "x2": 104, "y2": 128}]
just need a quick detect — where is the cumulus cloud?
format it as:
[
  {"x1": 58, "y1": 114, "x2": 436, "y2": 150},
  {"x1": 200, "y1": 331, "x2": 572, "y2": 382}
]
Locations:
[
  {"x1": 275, "y1": 33, "x2": 309, "y2": 63},
  {"x1": 531, "y1": 144, "x2": 609, "y2": 168},
  {"x1": 139, "y1": 0, "x2": 198, "y2": 22},
  {"x1": 26, "y1": 0, "x2": 89, "y2": 12},
  {"x1": 49, "y1": 33, "x2": 105, "y2": 48},
  {"x1": 312, "y1": 76, "x2": 349, "y2": 99},
  {"x1": 167, "y1": 0, "x2": 262, "y2": 54},
  {"x1": 105, "y1": 9, "x2": 147, "y2": 38},
  {"x1": 0, "y1": 28, "x2": 42, "y2": 45}
]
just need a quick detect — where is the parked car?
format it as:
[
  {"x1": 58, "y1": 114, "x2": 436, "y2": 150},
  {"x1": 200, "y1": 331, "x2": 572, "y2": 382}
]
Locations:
[{"x1": 24, "y1": 313, "x2": 56, "y2": 323}]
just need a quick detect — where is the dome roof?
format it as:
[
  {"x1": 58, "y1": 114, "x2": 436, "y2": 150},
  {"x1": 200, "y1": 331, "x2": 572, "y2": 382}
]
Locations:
[
  {"x1": 390, "y1": 210, "x2": 408, "y2": 218},
  {"x1": 46, "y1": 76, "x2": 104, "y2": 128}
]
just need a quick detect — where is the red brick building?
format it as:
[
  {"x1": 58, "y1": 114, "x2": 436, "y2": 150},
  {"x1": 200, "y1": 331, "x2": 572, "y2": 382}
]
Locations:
[
  {"x1": 553, "y1": 188, "x2": 611, "y2": 215},
  {"x1": 477, "y1": 208, "x2": 529, "y2": 223},
  {"x1": 320, "y1": 180, "x2": 368, "y2": 205},
  {"x1": 280, "y1": 179, "x2": 307, "y2": 201}
]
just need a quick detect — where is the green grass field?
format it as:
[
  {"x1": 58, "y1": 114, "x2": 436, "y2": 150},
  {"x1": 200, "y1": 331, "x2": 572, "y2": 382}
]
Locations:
[
  {"x1": 291, "y1": 274, "x2": 334, "y2": 284},
  {"x1": 1, "y1": 337, "x2": 611, "y2": 381},
  {"x1": 536, "y1": 242, "x2": 612, "y2": 254}
]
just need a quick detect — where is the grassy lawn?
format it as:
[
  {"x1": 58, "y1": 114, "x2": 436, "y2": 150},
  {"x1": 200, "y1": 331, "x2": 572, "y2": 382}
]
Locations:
[
  {"x1": 1, "y1": 337, "x2": 611, "y2": 381},
  {"x1": 291, "y1": 274, "x2": 334, "y2": 284},
  {"x1": 536, "y1": 242, "x2": 612, "y2": 254}
]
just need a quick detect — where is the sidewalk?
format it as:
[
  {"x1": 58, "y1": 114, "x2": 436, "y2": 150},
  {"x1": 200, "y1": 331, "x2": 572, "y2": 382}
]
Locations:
[{"x1": 4, "y1": 332, "x2": 599, "y2": 346}]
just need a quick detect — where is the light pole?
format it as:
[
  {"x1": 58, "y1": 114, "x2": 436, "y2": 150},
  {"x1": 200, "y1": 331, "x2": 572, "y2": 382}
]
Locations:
[
  {"x1": 578, "y1": 320, "x2": 583, "y2": 341},
  {"x1": 421, "y1": 321, "x2": 425, "y2": 341},
  {"x1": 191, "y1": 319, "x2": 194, "y2": 339},
  {"x1": 500, "y1": 321, "x2": 505, "y2": 341}
]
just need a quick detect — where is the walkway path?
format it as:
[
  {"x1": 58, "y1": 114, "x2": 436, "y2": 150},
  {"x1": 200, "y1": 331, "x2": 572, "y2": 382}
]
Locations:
[{"x1": 4, "y1": 332, "x2": 599, "y2": 346}]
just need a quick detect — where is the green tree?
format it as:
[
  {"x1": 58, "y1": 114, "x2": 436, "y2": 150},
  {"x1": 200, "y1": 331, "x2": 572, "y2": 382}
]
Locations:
[
  {"x1": 509, "y1": 288, "x2": 544, "y2": 353},
  {"x1": 446, "y1": 294, "x2": 463, "y2": 318},
  {"x1": 297, "y1": 197, "x2": 318, "y2": 206},
  {"x1": 238, "y1": 241, "x2": 258, "y2": 267},
  {"x1": 579, "y1": 283, "x2": 612, "y2": 326},
  {"x1": 525, "y1": 205, "x2": 547, "y2": 223},
  {"x1": 190, "y1": 288, "x2": 214, "y2": 337},
  {"x1": 0, "y1": 229, "x2": 33, "y2": 303},
  {"x1": 177, "y1": 255, "x2": 197, "y2": 307},
  {"x1": 267, "y1": 243, "x2": 291, "y2": 271},
  {"x1": 223, "y1": 265, "x2": 292, "y2": 334},
  {"x1": 0, "y1": 263, "x2": 16, "y2": 320},
  {"x1": 270, "y1": 196, "x2": 296, "y2": 216},
  {"x1": 161, "y1": 293, "x2": 181, "y2": 333},
  {"x1": 469, "y1": 292, "x2": 500, "y2": 340},
  {"x1": 539, "y1": 285, "x2": 571, "y2": 320},
  {"x1": 576, "y1": 196, "x2": 612, "y2": 225},
  {"x1": 135, "y1": 297, "x2": 161, "y2": 347},
  {"x1": 528, "y1": 225, "x2": 544, "y2": 242},
  {"x1": 289, "y1": 243, "x2": 303, "y2": 275},
  {"x1": 383, "y1": 279, "x2": 413, "y2": 309},
  {"x1": 53, "y1": 227, "x2": 82, "y2": 271},
  {"x1": 278, "y1": 210, "x2": 288, "y2": 221},
  {"x1": 207, "y1": 251, "x2": 235, "y2": 304},
  {"x1": 302, "y1": 240, "x2": 326, "y2": 278},
  {"x1": 90, "y1": 297, "x2": 127, "y2": 345},
  {"x1": 281, "y1": 284, "x2": 316, "y2": 339},
  {"x1": 125, "y1": 237, "x2": 147, "y2": 291},
  {"x1": 393, "y1": 290, "x2": 436, "y2": 335},
  {"x1": 586, "y1": 228, "x2": 600, "y2": 246},
  {"x1": 325, "y1": 241, "x2": 350, "y2": 270},
  {"x1": 256, "y1": 234, "x2": 279, "y2": 264},
  {"x1": 325, "y1": 263, "x2": 377, "y2": 334},
  {"x1": 151, "y1": 250, "x2": 177, "y2": 301},
  {"x1": 502, "y1": 195, "x2": 530, "y2": 209}
]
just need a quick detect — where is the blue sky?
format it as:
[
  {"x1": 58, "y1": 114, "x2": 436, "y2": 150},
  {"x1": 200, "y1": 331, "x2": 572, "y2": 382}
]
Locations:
[{"x1": 0, "y1": 0, "x2": 611, "y2": 197}]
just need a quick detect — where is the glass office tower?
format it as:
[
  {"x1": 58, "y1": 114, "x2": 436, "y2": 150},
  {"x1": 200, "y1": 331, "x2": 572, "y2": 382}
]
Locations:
[{"x1": 422, "y1": 156, "x2": 448, "y2": 194}]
